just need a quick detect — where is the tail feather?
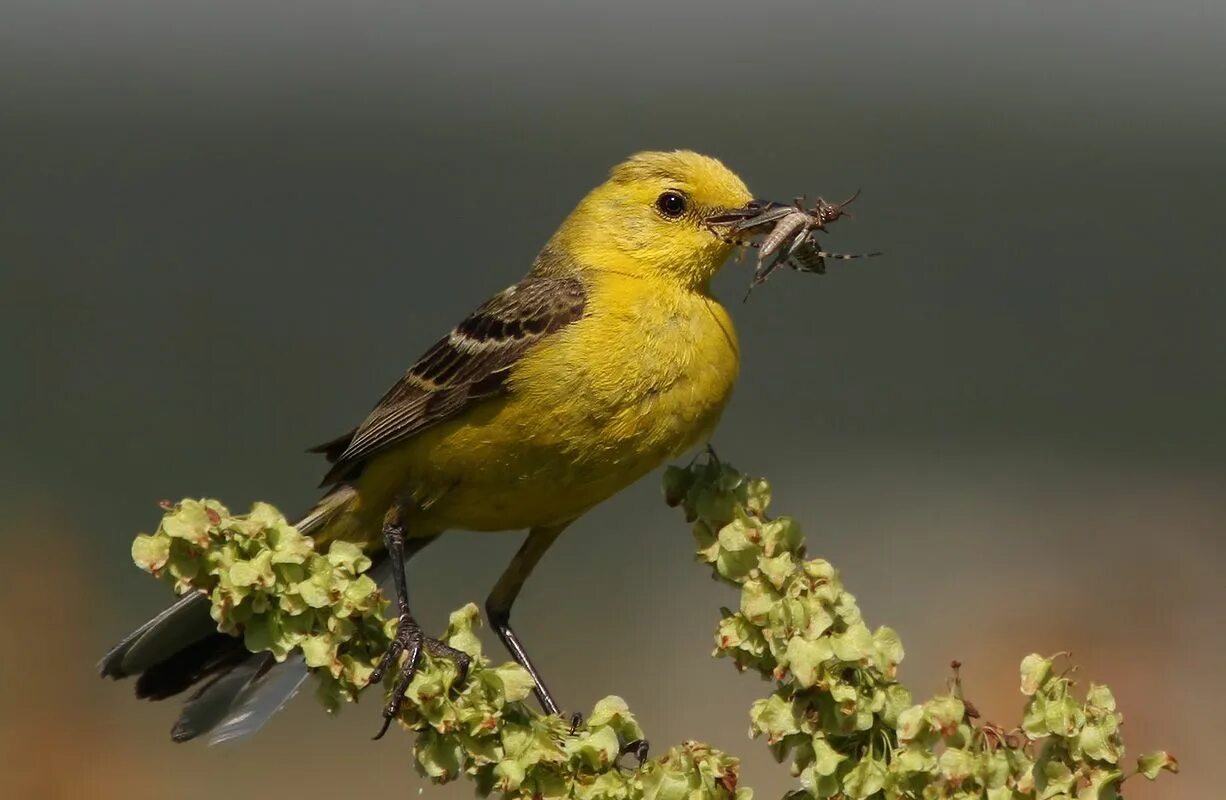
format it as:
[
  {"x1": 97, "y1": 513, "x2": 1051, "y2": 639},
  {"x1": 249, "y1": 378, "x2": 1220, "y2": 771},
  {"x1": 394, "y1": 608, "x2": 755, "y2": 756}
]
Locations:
[
  {"x1": 192, "y1": 654, "x2": 309, "y2": 745},
  {"x1": 97, "y1": 591, "x2": 213, "y2": 680},
  {"x1": 135, "y1": 633, "x2": 248, "y2": 700},
  {"x1": 170, "y1": 654, "x2": 274, "y2": 743}
]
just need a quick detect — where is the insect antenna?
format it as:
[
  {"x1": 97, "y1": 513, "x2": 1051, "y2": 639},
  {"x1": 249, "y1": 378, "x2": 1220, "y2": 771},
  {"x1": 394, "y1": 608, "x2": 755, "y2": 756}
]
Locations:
[{"x1": 837, "y1": 188, "x2": 862, "y2": 208}]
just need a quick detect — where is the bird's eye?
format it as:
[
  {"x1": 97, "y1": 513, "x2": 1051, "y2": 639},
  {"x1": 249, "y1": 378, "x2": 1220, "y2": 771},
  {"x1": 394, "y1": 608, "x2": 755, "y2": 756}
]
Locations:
[{"x1": 656, "y1": 191, "x2": 688, "y2": 218}]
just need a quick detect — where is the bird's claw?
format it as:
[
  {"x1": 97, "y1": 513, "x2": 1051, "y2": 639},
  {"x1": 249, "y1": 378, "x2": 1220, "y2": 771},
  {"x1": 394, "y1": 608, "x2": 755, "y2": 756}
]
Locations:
[
  {"x1": 556, "y1": 712, "x2": 645, "y2": 768},
  {"x1": 617, "y1": 738, "x2": 650, "y2": 770},
  {"x1": 370, "y1": 613, "x2": 472, "y2": 741}
]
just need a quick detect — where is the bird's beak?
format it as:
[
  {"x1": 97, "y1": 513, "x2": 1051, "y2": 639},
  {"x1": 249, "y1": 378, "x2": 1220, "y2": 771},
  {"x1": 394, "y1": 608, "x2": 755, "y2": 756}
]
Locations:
[
  {"x1": 706, "y1": 199, "x2": 775, "y2": 224},
  {"x1": 705, "y1": 199, "x2": 790, "y2": 238}
]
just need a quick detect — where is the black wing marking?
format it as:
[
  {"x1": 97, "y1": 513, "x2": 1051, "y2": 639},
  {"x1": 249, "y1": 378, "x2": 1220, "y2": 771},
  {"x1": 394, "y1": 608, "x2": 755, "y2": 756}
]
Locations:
[{"x1": 312, "y1": 274, "x2": 587, "y2": 485}]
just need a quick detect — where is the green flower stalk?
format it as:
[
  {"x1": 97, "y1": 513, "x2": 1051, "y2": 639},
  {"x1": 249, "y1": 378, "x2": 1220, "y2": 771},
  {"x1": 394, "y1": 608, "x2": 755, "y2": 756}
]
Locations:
[
  {"x1": 664, "y1": 456, "x2": 1178, "y2": 800},
  {"x1": 131, "y1": 498, "x2": 747, "y2": 800},
  {"x1": 129, "y1": 458, "x2": 1176, "y2": 800}
]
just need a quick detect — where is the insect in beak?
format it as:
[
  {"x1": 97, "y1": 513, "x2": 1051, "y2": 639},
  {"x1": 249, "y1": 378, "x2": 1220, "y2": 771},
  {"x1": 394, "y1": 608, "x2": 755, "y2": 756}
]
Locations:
[{"x1": 706, "y1": 192, "x2": 882, "y2": 299}]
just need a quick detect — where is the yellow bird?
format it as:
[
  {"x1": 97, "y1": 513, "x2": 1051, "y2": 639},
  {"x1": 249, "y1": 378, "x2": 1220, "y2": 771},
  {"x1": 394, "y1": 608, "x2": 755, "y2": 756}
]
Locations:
[{"x1": 100, "y1": 150, "x2": 779, "y2": 744}]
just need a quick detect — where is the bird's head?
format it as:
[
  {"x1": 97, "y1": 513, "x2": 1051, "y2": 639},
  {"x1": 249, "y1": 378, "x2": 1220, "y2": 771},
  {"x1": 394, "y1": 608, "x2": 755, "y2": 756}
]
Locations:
[{"x1": 544, "y1": 150, "x2": 754, "y2": 290}]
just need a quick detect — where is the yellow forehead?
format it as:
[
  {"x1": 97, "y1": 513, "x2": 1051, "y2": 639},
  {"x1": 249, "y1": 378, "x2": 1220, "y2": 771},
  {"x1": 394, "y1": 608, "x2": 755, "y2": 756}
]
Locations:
[{"x1": 607, "y1": 150, "x2": 752, "y2": 210}]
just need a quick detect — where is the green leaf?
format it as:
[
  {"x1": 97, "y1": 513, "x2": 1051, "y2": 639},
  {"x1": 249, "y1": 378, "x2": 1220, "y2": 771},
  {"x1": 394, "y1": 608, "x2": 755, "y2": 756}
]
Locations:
[
  {"x1": 987, "y1": 789, "x2": 1023, "y2": 800},
  {"x1": 1078, "y1": 722, "x2": 1119, "y2": 763},
  {"x1": 1136, "y1": 750, "x2": 1179, "y2": 779},
  {"x1": 744, "y1": 477, "x2": 771, "y2": 516},
  {"x1": 1044, "y1": 694, "x2": 1084, "y2": 738},
  {"x1": 923, "y1": 694, "x2": 965, "y2": 734},
  {"x1": 161, "y1": 499, "x2": 215, "y2": 544},
  {"x1": 759, "y1": 517, "x2": 801, "y2": 557},
  {"x1": 662, "y1": 465, "x2": 695, "y2": 507},
  {"x1": 802, "y1": 559, "x2": 841, "y2": 604},
  {"x1": 569, "y1": 725, "x2": 621, "y2": 770},
  {"x1": 1085, "y1": 683, "x2": 1116, "y2": 713},
  {"x1": 831, "y1": 622, "x2": 874, "y2": 662},
  {"x1": 131, "y1": 533, "x2": 170, "y2": 574},
  {"x1": 693, "y1": 520, "x2": 721, "y2": 563},
  {"x1": 740, "y1": 577, "x2": 776, "y2": 624},
  {"x1": 897, "y1": 704, "x2": 927, "y2": 741},
  {"x1": 268, "y1": 522, "x2": 313, "y2": 564},
  {"x1": 892, "y1": 742, "x2": 936, "y2": 773},
  {"x1": 1037, "y1": 757, "x2": 1076, "y2": 799},
  {"x1": 301, "y1": 634, "x2": 336, "y2": 670},
  {"x1": 784, "y1": 635, "x2": 834, "y2": 688},
  {"x1": 1077, "y1": 767, "x2": 1123, "y2": 800},
  {"x1": 750, "y1": 694, "x2": 799, "y2": 743},
  {"x1": 832, "y1": 593, "x2": 862, "y2": 626},
  {"x1": 976, "y1": 749, "x2": 1011, "y2": 789},
  {"x1": 416, "y1": 729, "x2": 463, "y2": 781},
  {"x1": 881, "y1": 684, "x2": 913, "y2": 727},
  {"x1": 939, "y1": 747, "x2": 974, "y2": 783},
  {"x1": 842, "y1": 756, "x2": 886, "y2": 799},
  {"x1": 494, "y1": 757, "x2": 527, "y2": 791},
  {"x1": 443, "y1": 603, "x2": 484, "y2": 659},
  {"x1": 803, "y1": 770, "x2": 841, "y2": 799},
  {"x1": 1023, "y1": 694, "x2": 1049, "y2": 738},
  {"x1": 295, "y1": 575, "x2": 331, "y2": 609},
  {"x1": 586, "y1": 695, "x2": 644, "y2": 743},
  {"x1": 871, "y1": 626, "x2": 904, "y2": 674},
  {"x1": 228, "y1": 560, "x2": 262, "y2": 587},
  {"x1": 694, "y1": 483, "x2": 737, "y2": 528},
  {"x1": 326, "y1": 540, "x2": 371, "y2": 574},
  {"x1": 757, "y1": 552, "x2": 794, "y2": 591},
  {"x1": 798, "y1": 599, "x2": 835, "y2": 640},
  {"x1": 810, "y1": 736, "x2": 845, "y2": 777},
  {"x1": 342, "y1": 574, "x2": 378, "y2": 607},
  {"x1": 1020, "y1": 653, "x2": 1052, "y2": 696},
  {"x1": 642, "y1": 765, "x2": 690, "y2": 800},
  {"x1": 715, "y1": 517, "x2": 763, "y2": 581},
  {"x1": 493, "y1": 663, "x2": 536, "y2": 703},
  {"x1": 715, "y1": 612, "x2": 767, "y2": 662},
  {"x1": 243, "y1": 613, "x2": 285, "y2": 660}
]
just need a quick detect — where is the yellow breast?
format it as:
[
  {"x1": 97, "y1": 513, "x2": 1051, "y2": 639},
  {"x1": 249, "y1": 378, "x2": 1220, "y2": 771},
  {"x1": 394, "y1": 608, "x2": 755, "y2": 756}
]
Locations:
[{"x1": 357, "y1": 271, "x2": 740, "y2": 535}]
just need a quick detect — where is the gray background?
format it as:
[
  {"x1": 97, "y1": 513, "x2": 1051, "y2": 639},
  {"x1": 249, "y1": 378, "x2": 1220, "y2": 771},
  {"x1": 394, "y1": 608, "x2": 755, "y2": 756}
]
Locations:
[{"x1": 1, "y1": 2, "x2": 1222, "y2": 798}]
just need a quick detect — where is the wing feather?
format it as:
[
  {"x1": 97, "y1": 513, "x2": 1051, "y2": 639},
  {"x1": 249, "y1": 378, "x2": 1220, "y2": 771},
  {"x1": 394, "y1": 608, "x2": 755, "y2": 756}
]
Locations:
[{"x1": 315, "y1": 275, "x2": 586, "y2": 485}]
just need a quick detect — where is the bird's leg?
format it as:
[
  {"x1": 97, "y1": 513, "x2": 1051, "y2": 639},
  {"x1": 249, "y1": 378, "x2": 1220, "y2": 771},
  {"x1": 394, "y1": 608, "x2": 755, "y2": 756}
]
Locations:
[
  {"x1": 485, "y1": 523, "x2": 570, "y2": 717},
  {"x1": 485, "y1": 524, "x2": 650, "y2": 756},
  {"x1": 369, "y1": 518, "x2": 470, "y2": 741}
]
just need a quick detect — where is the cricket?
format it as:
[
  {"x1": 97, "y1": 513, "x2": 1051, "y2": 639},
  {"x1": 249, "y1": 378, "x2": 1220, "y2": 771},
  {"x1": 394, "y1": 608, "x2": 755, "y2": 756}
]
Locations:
[{"x1": 706, "y1": 190, "x2": 882, "y2": 298}]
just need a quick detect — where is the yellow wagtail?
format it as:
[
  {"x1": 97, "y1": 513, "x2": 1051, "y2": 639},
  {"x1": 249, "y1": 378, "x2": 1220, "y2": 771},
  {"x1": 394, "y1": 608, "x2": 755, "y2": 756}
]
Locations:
[{"x1": 100, "y1": 150, "x2": 802, "y2": 743}]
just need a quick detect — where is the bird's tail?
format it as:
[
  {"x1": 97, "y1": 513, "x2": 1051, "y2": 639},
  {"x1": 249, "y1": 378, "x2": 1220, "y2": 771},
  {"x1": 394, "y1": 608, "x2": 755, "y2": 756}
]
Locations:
[{"x1": 98, "y1": 486, "x2": 364, "y2": 744}]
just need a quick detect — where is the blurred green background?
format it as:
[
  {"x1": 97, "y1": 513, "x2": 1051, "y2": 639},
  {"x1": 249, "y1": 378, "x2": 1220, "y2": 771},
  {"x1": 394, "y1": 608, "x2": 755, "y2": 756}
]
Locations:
[{"x1": 1, "y1": 1, "x2": 1222, "y2": 797}]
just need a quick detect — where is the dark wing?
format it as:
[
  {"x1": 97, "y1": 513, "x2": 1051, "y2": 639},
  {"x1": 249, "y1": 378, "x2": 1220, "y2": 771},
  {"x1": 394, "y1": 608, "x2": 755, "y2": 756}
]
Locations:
[{"x1": 312, "y1": 274, "x2": 587, "y2": 485}]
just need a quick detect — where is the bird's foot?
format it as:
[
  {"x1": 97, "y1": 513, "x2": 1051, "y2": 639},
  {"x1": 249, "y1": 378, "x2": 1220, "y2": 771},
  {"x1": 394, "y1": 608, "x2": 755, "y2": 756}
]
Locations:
[
  {"x1": 370, "y1": 613, "x2": 471, "y2": 741},
  {"x1": 557, "y1": 711, "x2": 647, "y2": 768},
  {"x1": 617, "y1": 738, "x2": 650, "y2": 770},
  {"x1": 546, "y1": 711, "x2": 584, "y2": 747}
]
